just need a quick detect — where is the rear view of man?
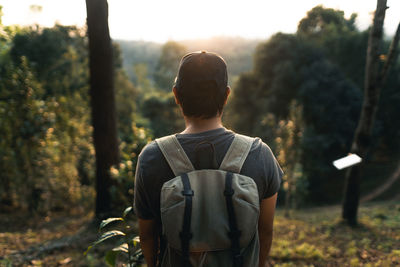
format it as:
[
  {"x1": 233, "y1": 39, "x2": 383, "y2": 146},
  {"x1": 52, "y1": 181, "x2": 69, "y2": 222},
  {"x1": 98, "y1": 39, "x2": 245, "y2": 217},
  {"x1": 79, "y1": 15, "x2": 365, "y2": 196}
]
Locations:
[{"x1": 134, "y1": 51, "x2": 282, "y2": 267}]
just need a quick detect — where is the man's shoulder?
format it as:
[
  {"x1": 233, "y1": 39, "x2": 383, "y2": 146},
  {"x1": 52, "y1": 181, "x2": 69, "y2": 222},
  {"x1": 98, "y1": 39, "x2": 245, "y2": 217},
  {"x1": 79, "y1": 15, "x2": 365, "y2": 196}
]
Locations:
[
  {"x1": 138, "y1": 132, "x2": 275, "y2": 165},
  {"x1": 138, "y1": 140, "x2": 163, "y2": 164},
  {"x1": 236, "y1": 133, "x2": 273, "y2": 157}
]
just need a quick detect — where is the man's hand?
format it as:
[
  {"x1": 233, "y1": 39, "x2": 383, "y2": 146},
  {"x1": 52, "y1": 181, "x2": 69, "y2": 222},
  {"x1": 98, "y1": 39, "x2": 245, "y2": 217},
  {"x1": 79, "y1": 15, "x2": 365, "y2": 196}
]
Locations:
[
  {"x1": 258, "y1": 193, "x2": 277, "y2": 267},
  {"x1": 138, "y1": 218, "x2": 158, "y2": 267}
]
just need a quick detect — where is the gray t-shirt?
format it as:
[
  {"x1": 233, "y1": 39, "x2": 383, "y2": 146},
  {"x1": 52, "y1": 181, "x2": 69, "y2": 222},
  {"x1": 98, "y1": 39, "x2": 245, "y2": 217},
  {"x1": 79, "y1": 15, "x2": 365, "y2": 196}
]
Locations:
[{"x1": 134, "y1": 127, "x2": 283, "y2": 221}]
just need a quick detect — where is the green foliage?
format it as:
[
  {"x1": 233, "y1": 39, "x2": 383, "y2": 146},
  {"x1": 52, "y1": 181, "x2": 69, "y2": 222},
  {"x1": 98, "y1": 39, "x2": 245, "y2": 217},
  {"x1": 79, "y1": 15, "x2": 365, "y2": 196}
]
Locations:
[
  {"x1": 298, "y1": 5, "x2": 368, "y2": 89},
  {"x1": 100, "y1": 218, "x2": 124, "y2": 229},
  {"x1": 154, "y1": 41, "x2": 187, "y2": 91},
  {"x1": 115, "y1": 68, "x2": 138, "y2": 141},
  {"x1": 232, "y1": 31, "x2": 361, "y2": 203},
  {"x1": 275, "y1": 101, "x2": 306, "y2": 209},
  {"x1": 0, "y1": 23, "x2": 149, "y2": 214},
  {"x1": 297, "y1": 5, "x2": 357, "y2": 36},
  {"x1": 141, "y1": 91, "x2": 184, "y2": 138},
  {"x1": 0, "y1": 25, "x2": 96, "y2": 212},
  {"x1": 230, "y1": 5, "x2": 400, "y2": 204},
  {"x1": 227, "y1": 72, "x2": 261, "y2": 136},
  {"x1": 109, "y1": 124, "x2": 151, "y2": 210},
  {"x1": 0, "y1": 57, "x2": 75, "y2": 210},
  {"x1": 86, "y1": 207, "x2": 144, "y2": 266},
  {"x1": 116, "y1": 40, "x2": 161, "y2": 85},
  {"x1": 0, "y1": 258, "x2": 12, "y2": 267},
  {"x1": 133, "y1": 63, "x2": 154, "y2": 96},
  {"x1": 10, "y1": 25, "x2": 88, "y2": 97}
]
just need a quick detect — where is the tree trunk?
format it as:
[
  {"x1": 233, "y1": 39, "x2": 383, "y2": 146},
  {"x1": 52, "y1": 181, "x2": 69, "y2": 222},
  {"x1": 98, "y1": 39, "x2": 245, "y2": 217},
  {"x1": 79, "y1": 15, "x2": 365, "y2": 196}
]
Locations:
[
  {"x1": 342, "y1": 0, "x2": 400, "y2": 225},
  {"x1": 85, "y1": 0, "x2": 119, "y2": 219}
]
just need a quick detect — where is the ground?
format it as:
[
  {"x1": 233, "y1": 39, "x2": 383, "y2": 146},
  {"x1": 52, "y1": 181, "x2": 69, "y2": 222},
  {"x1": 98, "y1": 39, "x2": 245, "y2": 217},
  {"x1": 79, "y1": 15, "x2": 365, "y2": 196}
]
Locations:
[
  {"x1": 1, "y1": 201, "x2": 399, "y2": 266},
  {"x1": 270, "y1": 201, "x2": 400, "y2": 267}
]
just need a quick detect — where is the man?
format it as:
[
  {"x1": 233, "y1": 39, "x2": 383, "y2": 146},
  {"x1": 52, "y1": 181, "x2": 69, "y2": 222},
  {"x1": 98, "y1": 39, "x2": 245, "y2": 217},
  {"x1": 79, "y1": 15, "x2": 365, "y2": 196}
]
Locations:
[{"x1": 134, "y1": 51, "x2": 282, "y2": 267}]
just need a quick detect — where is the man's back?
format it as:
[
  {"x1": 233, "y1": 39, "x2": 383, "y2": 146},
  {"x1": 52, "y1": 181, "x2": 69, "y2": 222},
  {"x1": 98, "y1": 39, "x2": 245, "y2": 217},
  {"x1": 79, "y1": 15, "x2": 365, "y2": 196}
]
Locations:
[{"x1": 134, "y1": 127, "x2": 282, "y2": 264}]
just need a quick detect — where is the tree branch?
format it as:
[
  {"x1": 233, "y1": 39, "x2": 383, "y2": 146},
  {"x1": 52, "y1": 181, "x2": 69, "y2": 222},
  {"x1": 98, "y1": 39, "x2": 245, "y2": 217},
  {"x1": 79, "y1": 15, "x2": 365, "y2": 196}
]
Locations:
[
  {"x1": 361, "y1": 161, "x2": 400, "y2": 202},
  {"x1": 380, "y1": 21, "x2": 400, "y2": 86}
]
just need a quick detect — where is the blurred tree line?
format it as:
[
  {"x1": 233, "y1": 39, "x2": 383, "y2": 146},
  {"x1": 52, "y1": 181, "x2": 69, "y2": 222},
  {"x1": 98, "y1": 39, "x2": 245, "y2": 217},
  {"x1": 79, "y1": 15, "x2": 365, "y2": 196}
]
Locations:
[
  {"x1": 116, "y1": 36, "x2": 260, "y2": 88},
  {"x1": 229, "y1": 5, "x2": 400, "y2": 206},
  {"x1": 0, "y1": 12, "x2": 149, "y2": 214},
  {"x1": 124, "y1": 5, "x2": 400, "y2": 208},
  {"x1": 0, "y1": 4, "x2": 399, "y2": 216}
]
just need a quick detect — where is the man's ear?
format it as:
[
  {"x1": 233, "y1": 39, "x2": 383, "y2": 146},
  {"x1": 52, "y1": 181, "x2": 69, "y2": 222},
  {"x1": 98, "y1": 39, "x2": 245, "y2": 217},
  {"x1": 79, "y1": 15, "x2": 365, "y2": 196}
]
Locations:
[
  {"x1": 224, "y1": 87, "x2": 231, "y2": 105},
  {"x1": 172, "y1": 87, "x2": 180, "y2": 105}
]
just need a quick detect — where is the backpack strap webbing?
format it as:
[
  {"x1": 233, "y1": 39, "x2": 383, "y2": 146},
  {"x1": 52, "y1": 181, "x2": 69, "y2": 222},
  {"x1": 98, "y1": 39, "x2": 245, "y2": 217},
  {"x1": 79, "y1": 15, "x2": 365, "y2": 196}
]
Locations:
[
  {"x1": 219, "y1": 134, "x2": 254, "y2": 173},
  {"x1": 155, "y1": 135, "x2": 195, "y2": 176},
  {"x1": 224, "y1": 172, "x2": 243, "y2": 267},
  {"x1": 180, "y1": 173, "x2": 193, "y2": 267}
]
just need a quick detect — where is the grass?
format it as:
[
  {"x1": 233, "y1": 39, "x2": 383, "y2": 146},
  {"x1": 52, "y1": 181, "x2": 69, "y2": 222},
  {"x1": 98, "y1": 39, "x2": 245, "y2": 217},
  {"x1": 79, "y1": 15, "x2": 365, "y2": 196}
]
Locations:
[
  {"x1": 1, "y1": 201, "x2": 399, "y2": 266},
  {"x1": 271, "y1": 201, "x2": 400, "y2": 266}
]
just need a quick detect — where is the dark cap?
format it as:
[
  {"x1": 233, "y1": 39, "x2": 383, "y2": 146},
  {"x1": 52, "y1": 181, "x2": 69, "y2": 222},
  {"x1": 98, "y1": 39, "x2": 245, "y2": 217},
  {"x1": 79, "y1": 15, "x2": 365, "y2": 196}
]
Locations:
[{"x1": 174, "y1": 51, "x2": 228, "y2": 91}]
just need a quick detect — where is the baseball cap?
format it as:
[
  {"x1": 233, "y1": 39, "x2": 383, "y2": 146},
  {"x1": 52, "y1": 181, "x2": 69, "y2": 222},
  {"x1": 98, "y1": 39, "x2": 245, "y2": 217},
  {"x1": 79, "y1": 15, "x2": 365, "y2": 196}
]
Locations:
[{"x1": 174, "y1": 51, "x2": 228, "y2": 92}]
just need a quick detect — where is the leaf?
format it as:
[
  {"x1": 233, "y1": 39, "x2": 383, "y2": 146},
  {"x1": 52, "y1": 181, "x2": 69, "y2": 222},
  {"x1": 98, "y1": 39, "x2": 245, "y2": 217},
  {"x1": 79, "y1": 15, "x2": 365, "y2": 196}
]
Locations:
[
  {"x1": 123, "y1": 206, "x2": 133, "y2": 217},
  {"x1": 112, "y1": 243, "x2": 129, "y2": 253},
  {"x1": 105, "y1": 250, "x2": 119, "y2": 267},
  {"x1": 84, "y1": 245, "x2": 93, "y2": 256},
  {"x1": 132, "y1": 248, "x2": 143, "y2": 257},
  {"x1": 100, "y1": 218, "x2": 124, "y2": 230},
  {"x1": 92, "y1": 230, "x2": 126, "y2": 247},
  {"x1": 133, "y1": 236, "x2": 140, "y2": 247},
  {"x1": 85, "y1": 230, "x2": 126, "y2": 255}
]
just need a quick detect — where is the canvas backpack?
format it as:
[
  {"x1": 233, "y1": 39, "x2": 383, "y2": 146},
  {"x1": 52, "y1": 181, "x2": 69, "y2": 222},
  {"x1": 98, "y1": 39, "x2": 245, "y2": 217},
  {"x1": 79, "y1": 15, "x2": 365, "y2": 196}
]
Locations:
[{"x1": 155, "y1": 133, "x2": 260, "y2": 267}]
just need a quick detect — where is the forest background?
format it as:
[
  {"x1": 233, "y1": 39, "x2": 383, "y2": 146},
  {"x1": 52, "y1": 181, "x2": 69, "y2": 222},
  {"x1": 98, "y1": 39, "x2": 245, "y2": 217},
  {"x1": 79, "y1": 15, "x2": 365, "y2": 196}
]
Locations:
[{"x1": 0, "y1": 2, "x2": 400, "y2": 266}]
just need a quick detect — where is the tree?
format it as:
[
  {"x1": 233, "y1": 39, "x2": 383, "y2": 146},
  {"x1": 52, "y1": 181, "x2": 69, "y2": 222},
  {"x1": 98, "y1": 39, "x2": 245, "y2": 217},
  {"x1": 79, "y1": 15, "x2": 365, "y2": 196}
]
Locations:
[
  {"x1": 275, "y1": 100, "x2": 304, "y2": 216},
  {"x1": 342, "y1": 0, "x2": 400, "y2": 225},
  {"x1": 297, "y1": 5, "x2": 368, "y2": 88},
  {"x1": 85, "y1": 0, "x2": 119, "y2": 219},
  {"x1": 231, "y1": 33, "x2": 361, "y2": 204},
  {"x1": 1, "y1": 24, "x2": 96, "y2": 212},
  {"x1": 298, "y1": 5, "x2": 357, "y2": 35},
  {"x1": 141, "y1": 92, "x2": 184, "y2": 138},
  {"x1": 0, "y1": 58, "x2": 51, "y2": 211},
  {"x1": 10, "y1": 25, "x2": 87, "y2": 97},
  {"x1": 154, "y1": 41, "x2": 186, "y2": 91}
]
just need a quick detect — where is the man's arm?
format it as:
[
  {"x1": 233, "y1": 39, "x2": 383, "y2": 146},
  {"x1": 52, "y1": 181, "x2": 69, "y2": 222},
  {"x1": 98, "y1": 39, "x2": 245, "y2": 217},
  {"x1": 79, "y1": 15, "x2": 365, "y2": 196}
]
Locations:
[
  {"x1": 258, "y1": 193, "x2": 278, "y2": 267},
  {"x1": 138, "y1": 218, "x2": 158, "y2": 267}
]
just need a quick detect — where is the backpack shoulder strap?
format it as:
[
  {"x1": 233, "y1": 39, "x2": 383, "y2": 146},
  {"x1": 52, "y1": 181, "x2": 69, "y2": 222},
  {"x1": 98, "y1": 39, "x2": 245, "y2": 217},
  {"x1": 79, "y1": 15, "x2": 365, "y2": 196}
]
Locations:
[
  {"x1": 155, "y1": 135, "x2": 195, "y2": 176},
  {"x1": 219, "y1": 134, "x2": 254, "y2": 173}
]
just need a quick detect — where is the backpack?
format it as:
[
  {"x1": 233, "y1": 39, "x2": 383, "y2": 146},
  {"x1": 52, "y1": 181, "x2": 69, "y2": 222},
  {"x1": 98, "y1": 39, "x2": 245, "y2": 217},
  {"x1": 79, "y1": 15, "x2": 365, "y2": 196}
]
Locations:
[{"x1": 155, "y1": 133, "x2": 260, "y2": 267}]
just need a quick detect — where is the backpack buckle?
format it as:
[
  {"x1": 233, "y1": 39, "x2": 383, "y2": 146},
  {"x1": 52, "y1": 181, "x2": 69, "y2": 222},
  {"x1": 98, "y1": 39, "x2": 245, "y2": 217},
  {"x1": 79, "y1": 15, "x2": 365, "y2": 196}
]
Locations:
[
  {"x1": 228, "y1": 230, "x2": 242, "y2": 239},
  {"x1": 179, "y1": 231, "x2": 193, "y2": 240},
  {"x1": 182, "y1": 189, "x2": 194, "y2": 196},
  {"x1": 224, "y1": 188, "x2": 234, "y2": 196}
]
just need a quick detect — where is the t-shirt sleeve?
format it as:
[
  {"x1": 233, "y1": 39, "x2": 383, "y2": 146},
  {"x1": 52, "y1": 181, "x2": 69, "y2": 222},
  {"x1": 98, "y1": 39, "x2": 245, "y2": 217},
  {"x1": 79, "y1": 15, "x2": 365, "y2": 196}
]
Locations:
[
  {"x1": 134, "y1": 153, "x2": 155, "y2": 220},
  {"x1": 260, "y1": 142, "x2": 283, "y2": 199}
]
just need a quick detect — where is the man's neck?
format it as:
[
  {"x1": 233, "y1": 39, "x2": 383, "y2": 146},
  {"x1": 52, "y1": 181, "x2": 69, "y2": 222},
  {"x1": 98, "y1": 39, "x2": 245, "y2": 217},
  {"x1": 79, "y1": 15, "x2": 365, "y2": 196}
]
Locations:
[{"x1": 181, "y1": 116, "x2": 223, "y2": 134}]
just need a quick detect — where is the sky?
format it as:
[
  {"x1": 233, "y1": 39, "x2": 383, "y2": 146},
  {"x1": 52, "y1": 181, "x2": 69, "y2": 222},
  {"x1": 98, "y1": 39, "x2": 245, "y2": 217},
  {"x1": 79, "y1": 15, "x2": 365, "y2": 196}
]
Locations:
[{"x1": 0, "y1": 0, "x2": 399, "y2": 43}]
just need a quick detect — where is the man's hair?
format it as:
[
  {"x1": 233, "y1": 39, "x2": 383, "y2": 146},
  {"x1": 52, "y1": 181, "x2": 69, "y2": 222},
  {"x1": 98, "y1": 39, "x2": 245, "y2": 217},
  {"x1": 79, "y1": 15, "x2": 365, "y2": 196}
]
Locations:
[{"x1": 174, "y1": 51, "x2": 229, "y2": 119}]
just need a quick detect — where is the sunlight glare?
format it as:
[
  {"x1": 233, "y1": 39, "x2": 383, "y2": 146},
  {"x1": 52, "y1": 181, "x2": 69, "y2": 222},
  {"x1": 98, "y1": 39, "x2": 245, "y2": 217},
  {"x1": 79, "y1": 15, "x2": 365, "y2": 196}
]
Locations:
[{"x1": 0, "y1": 0, "x2": 399, "y2": 42}]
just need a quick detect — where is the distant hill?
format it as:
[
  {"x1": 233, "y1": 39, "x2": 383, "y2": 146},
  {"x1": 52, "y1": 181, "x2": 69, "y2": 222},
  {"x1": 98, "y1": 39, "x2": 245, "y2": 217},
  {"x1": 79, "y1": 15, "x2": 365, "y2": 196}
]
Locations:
[{"x1": 115, "y1": 36, "x2": 263, "y2": 86}]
